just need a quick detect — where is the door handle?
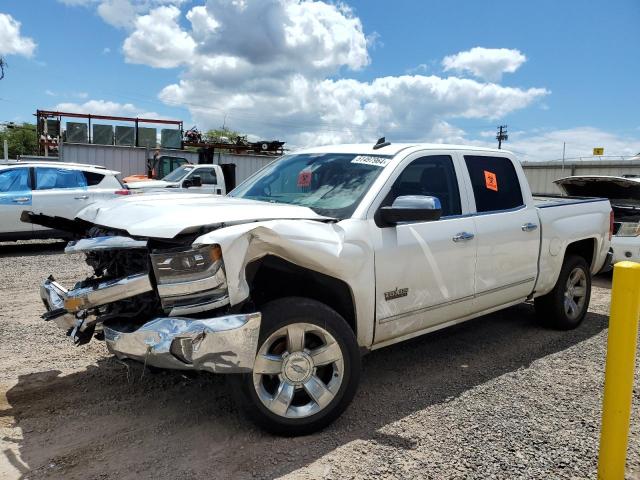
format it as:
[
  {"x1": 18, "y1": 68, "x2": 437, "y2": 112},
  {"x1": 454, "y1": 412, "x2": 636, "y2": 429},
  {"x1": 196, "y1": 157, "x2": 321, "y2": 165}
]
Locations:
[
  {"x1": 74, "y1": 195, "x2": 89, "y2": 200},
  {"x1": 521, "y1": 222, "x2": 538, "y2": 232},
  {"x1": 11, "y1": 197, "x2": 30, "y2": 203},
  {"x1": 453, "y1": 231, "x2": 475, "y2": 242}
]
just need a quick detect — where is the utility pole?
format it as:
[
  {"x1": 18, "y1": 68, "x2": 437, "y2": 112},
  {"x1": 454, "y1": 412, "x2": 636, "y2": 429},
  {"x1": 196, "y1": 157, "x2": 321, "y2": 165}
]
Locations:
[
  {"x1": 496, "y1": 125, "x2": 508, "y2": 149},
  {"x1": 561, "y1": 142, "x2": 566, "y2": 174}
]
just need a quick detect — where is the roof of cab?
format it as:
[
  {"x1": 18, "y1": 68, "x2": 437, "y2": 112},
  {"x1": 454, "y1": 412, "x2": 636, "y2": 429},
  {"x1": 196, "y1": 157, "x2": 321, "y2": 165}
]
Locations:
[
  {"x1": 294, "y1": 143, "x2": 510, "y2": 156},
  {"x1": 0, "y1": 161, "x2": 120, "y2": 175}
]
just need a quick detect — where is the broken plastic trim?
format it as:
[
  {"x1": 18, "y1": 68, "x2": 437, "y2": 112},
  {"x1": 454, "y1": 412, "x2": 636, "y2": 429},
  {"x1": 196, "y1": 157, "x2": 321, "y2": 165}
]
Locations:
[{"x1": 20, "y1": 211, "x2": 93, "y2": 235}]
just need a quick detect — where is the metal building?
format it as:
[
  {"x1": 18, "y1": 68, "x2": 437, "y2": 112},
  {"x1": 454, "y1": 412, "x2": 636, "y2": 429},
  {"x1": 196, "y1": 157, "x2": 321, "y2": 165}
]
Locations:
[{"x1": 521, "y1": 157, "x2": 640, "y2": 194}]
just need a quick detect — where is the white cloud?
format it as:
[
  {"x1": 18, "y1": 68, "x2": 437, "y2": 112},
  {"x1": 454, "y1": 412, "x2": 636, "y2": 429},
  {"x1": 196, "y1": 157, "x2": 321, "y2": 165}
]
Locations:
[
  {"x1": 123, "y1": 6, "x2": 196, "y2": 67},
  {"x1": 504, "y1": 127, "x2": 640, "y2": 161},
  {"x1": 102, "y1": 47, "x2": 111, "y2": 54},
  {"x1": 54, "y1": 99, "x2": 159, "y2": 118},
  {"x1": 57, "y1": 0, "x2": 187, "y2": 29},
  {"x1": 83, "y1": 1, "x2": 555, "y2": 149},
  {"x1": 0, "y1": 13, "x2": 37, "y2": 57},
  {"x1": 45, "y1": 89, "x2": 57, "y2": 96},
  {"x1": 442, "y1": 47, "x2": 526, "y2": 82},
  {"x1": 142, "y1": 1, "x2": 546, "y2": 147},
  {"x1": 97, "y1": 0, "x2": 139, "y2": 28}
]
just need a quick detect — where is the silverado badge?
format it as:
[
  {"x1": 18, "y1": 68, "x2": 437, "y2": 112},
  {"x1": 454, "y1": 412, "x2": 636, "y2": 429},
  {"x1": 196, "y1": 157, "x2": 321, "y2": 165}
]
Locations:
[{"x1": 384, "y1": 287, "x2": 409, "y2": 301}]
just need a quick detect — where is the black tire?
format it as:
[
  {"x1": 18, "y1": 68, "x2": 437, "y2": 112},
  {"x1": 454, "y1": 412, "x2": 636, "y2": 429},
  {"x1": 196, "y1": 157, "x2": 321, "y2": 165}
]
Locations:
[
  {"x1": 231, "y1": 297, "x2": 361, "y2": 436},
  {"x1": 534, "y1": 255, "x2": 592, "y2": 330}
]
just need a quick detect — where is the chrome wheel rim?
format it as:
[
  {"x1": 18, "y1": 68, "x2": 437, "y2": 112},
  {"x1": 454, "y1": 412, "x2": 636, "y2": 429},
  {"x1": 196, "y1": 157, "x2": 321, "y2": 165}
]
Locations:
[
  {"x1": 252, "y1": 323, "x2": 344, "y2": 419},
  {"x1": 564, "y1": 267, "x2": 588, "y2": 320}
]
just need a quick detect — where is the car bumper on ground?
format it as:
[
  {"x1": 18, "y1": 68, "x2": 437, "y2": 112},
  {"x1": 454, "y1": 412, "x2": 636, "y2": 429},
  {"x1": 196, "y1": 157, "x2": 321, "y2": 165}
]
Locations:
[{"x1": 40, "y1": 276, "x2": 261, "y2": 374}]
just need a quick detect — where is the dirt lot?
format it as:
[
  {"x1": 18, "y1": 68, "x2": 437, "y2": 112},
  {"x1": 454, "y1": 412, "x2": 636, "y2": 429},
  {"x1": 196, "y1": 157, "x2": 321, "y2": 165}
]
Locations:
[{"x1": 1, "y1": 241, "x2": 639, "y2": 479}]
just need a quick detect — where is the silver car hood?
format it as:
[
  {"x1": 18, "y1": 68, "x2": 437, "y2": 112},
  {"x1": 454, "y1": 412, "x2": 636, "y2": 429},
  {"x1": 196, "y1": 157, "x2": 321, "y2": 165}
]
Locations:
[{"x1": 75, "y1": 193, "x2": 331, "y2": 238}]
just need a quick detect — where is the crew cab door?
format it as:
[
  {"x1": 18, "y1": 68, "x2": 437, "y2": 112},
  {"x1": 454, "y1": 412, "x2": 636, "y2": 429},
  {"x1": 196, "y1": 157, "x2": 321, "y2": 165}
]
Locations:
[
  {"x1": 461, "y1": 155, "x2": 540, "y2": 312},
  {"x1": 0, "y1": 167, "x2": 33, "y2": 235},
  {"x1": 371, "y1": 153, "x2": 477, "y2": 344}
]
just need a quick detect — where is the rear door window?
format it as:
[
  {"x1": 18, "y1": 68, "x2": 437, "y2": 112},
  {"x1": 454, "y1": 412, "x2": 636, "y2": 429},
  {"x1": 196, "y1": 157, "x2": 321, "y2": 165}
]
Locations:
[
  {"x1": 463, "y1": 156, "x2": 523, "y2": 213},
  {"x1": 0, "y1": 168, "x2": 30, "y2": 193},
  {"x1": 35, "y1": 167, "x2": 88, "y2": 190},
  {"x1": 81, "y1": 171, "x2": 105, "y2": 186}
]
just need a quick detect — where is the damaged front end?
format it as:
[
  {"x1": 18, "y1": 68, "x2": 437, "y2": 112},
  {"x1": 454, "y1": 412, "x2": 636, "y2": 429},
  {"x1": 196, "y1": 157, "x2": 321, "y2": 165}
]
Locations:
[{"x1": 40, "y1": 233, "x2": 261, "y2": 374}]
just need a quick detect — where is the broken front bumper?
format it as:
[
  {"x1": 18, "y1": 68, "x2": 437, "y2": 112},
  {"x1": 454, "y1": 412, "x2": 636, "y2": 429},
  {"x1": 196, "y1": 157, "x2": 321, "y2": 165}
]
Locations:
[
  {"x1": 103, "y1": 313, "x2": 261, "y2": 373},
  {"x1": 41, "y1": 276, "x2": 262, "y2": 374}
]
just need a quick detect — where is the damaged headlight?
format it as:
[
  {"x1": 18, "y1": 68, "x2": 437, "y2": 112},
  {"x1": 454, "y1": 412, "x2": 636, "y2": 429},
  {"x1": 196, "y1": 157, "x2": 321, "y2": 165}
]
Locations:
[
  {"x1": 151, "y1": 245, "x2": 229, "y2": 314},
  {"x1": 151, "y1": 245, "x2": 223, "y2": 284}
]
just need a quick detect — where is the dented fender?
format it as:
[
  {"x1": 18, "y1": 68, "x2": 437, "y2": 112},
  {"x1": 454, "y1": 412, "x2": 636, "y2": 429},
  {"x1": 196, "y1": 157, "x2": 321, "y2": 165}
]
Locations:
[{"x1": 193, "y1": 219, "x2": 376, "y2": 347}]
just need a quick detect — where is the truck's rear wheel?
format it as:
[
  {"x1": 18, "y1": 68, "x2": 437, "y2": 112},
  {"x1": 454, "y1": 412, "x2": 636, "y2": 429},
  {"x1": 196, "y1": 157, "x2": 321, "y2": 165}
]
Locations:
[
  {"x1": 233, "y1": 297, "x2": 361, "y2": 436},
  {"x1": 534, "y1": 255, "x2": 591, "y2": 330}
]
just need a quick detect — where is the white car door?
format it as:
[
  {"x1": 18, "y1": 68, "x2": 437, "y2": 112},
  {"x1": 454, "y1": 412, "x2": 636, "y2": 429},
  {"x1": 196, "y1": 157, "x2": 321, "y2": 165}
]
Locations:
[
  {"x1": 0, "y1": 167, "x2": 33, "y2": 236},
  {"x1": 460, "y1": 154, "x2": 540, "y2": 312},
  {"x1": 30, "y1": 167, "x2": 93, "y2": 231},
  {"x1": 182, "y1": 167, "x2": 223, "y2": 194},
  {"x1": 371, "y1": 153, "x2": 477, "y2": 344}
]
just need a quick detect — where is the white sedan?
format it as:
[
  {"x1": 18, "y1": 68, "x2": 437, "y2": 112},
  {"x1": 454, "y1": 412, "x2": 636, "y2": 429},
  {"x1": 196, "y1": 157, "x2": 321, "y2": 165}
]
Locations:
[{"x1": 0, "y1": 161, "x2": 129, "y2": 240}]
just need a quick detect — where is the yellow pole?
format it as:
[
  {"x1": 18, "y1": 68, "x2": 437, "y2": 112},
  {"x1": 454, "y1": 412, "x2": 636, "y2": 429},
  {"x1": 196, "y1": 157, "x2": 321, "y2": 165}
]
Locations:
[{"x1": 598, "y1": 261, "x2": 640, "y2": 479}]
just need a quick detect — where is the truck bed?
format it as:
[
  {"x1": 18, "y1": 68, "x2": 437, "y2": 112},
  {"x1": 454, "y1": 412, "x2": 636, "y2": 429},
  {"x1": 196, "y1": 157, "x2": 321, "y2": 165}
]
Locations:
[{"x1": 533, "y1": 194, "x2": 609, "y2": 208}]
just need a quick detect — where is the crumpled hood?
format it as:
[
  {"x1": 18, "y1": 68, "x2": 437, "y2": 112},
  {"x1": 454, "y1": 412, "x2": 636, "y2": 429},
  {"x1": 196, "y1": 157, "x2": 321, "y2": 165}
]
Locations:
[
  {"x1": 75, "y1": 193, "x2": 331, "y2": 238},
  {"x1": 126, "y1": 180, "x2": 173, "y2": 189}
]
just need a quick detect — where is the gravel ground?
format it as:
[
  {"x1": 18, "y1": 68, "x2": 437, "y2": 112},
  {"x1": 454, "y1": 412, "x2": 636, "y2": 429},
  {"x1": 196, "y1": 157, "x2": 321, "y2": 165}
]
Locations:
[{"x1": 1, "y1": 240, "x2": 639, "y2": 479}]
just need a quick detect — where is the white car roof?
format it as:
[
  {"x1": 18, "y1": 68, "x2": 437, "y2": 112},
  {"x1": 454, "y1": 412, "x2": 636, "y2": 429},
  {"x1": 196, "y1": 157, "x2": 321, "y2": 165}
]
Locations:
[
  {"x1": 0, "y1": 161, "x2": 120, "y2": 176},
  {"x1": 293, "y1": 143, "x2": 509, "y2": 156}
]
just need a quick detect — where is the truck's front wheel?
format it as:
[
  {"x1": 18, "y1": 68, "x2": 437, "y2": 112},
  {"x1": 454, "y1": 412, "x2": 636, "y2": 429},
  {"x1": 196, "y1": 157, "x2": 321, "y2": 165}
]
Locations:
[
  {"x1": 233, "y1": 297, "x2": 361, "y2": 436},
  {"x1": 534, "y1": 255, "x2": 592, "y2": 330}
]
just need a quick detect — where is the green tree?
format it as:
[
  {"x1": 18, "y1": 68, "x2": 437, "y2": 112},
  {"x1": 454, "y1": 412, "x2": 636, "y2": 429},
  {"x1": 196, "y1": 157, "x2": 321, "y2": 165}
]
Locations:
[
  {"x1": 205, "y1": 126, "x2": 243, "y2": 143},
  {"x1": 0, "y1": 123, "x2": 38, "y2": 158}
]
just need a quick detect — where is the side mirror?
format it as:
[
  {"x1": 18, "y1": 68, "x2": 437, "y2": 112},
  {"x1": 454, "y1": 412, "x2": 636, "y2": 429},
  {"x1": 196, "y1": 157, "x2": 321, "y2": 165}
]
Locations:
[{"x1": 379, "y1": 195, "x2": 442, "y2": 226}]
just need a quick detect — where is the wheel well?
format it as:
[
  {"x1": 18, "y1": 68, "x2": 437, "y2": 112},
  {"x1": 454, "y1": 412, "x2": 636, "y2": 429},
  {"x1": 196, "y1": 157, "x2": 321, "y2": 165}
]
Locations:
[
  {"x1": 246, "y1": 255, "x2": 357, "y2": 335},
  {"x1": 564, "y1": 238, "x2": 595, "y2": 269}
]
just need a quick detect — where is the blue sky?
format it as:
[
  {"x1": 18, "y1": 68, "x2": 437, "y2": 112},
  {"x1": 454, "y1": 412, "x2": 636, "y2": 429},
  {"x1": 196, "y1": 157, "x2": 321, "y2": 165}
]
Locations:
[{"x1": 1, "y1": 0, "x2": 638, "y2": 160}]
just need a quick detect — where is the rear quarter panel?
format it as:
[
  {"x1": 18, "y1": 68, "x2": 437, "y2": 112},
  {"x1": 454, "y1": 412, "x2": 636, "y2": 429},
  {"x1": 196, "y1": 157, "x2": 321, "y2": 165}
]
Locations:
[{"x1": 534, "y1": 200, "x2": 611, "y2": 296}]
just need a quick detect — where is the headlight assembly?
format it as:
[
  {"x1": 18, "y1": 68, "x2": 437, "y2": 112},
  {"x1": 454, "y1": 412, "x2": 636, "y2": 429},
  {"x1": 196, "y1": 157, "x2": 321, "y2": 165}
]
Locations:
[{"x1": 151, "y1": 245, "x2": 224, "y2": 284}]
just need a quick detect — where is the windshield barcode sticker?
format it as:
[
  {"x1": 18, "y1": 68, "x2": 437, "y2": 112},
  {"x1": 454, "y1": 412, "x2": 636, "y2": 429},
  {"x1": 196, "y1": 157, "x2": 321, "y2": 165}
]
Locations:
[{"x1": 351, "y1": 155, "x2": 390, "y2": 167}]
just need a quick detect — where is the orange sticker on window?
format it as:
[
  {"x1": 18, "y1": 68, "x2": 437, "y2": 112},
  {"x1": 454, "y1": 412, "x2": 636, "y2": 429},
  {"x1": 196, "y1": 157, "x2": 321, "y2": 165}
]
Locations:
[
  {"x1": 484, "y1": 170, "x2": 498, "y2": 191},
  {"x1": 297, "y1": 170, "x2": 312, "y2": 187}
]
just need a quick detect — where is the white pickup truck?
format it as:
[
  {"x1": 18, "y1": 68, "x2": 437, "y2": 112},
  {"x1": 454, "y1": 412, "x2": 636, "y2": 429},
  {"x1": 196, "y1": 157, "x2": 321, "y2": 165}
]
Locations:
[
  {"x1": 34, "y1": 142, "x2": 612, "y2": 435},
  {"x1": 125, "y1": 163, "x2": 227, "y2": 195}
]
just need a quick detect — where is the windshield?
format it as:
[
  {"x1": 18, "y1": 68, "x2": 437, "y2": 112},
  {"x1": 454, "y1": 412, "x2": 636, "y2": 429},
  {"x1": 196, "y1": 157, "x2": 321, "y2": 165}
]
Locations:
[
  {"x1": 230, "y1": 153, "x2": 391, "y2": 218},
  {"x1": 162, "y1": 165, "x2": 193, "y2": 182}
]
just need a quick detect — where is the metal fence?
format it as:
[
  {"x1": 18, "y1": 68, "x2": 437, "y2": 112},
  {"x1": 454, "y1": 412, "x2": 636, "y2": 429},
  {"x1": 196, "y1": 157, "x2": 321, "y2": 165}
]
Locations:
[{"x1": 24, "y1": 142, "x2": 277, "y2": 184}]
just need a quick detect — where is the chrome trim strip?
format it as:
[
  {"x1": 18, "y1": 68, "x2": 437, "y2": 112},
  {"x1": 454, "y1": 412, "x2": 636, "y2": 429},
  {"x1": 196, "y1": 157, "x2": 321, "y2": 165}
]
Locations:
[
  {"x1": 157, "y1": 268, "x2": 227, "y2": 297},
  {"x1": 379, "y1": 295, "x2": 474, "y2": 324},
  {"x1": 168, "y1": 295, "x2": 230, "y2": 317},
  {"x1": 474, "y1": 277, "x2": 536, "y2": 297},
  {"x1": 379, "y1": 277, "x2": 536, "y2": 324},
  {"x1": 64, "y1": 273, "x2": 153, "y2": 312},
  {"x1": 65, "y1": 236, "x2": 147, "y2": 254}
]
